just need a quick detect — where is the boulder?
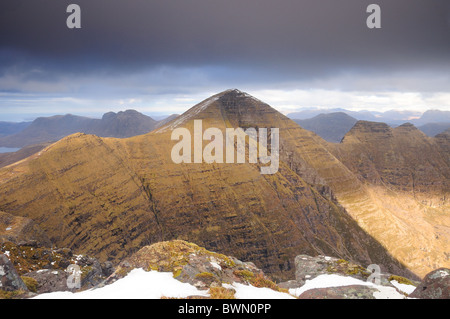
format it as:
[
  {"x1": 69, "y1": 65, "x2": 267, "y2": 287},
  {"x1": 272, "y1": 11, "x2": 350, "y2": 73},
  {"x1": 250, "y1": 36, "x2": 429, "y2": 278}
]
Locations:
[
  {"x1": 297, "y1": 285, "x2": 378, "y2": 299},
  {"x1": 25, "y1": 269, "x2": 70, "y2": 294},
  {"x1": 409, "y1": 268, "x2": 450, "y2": 299},
  {"x1": 0, "y1": 253, "x2": 29, "y2": 298},
  {"x1": 108, "y1": 240, "x2": 282, "y2": 293},
  {"x1": 293, "y1": 255, "x2": 370, "y2": 286}
]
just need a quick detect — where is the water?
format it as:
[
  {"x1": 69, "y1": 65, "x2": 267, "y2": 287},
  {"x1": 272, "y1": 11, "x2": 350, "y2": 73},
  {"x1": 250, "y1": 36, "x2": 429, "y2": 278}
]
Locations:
[{"x1": 0, "y1": 147, "x2": 21, "y2": 153}]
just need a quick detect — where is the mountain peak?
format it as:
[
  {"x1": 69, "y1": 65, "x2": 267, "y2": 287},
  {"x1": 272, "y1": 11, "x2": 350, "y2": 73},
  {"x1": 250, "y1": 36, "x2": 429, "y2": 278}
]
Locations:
[
  {"x1": 217, "y1": 88, "x2": 262, "y2": 102},
  {"x1": 155, "y1": 89, "x2": 270, "y2": 132},
  {"x1": 341, "y1": 120, "x2": 393, "y2": 144}
]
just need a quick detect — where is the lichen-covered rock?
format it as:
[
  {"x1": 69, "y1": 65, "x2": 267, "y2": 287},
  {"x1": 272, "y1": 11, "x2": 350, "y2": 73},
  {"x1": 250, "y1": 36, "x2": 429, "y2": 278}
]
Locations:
[
  {"x1": 293, "y1": 255, "x2": 370, "y2": 286},
  {"x1": 0, "y1": 253, "x2": 28, "y2": 291},
  {"x1": 0, "y1": 253, "x2": 29, "y2": 298},
  {"x1": 108, "y1": 240, "x2": 283, "y2": 293},
  {"x1": 25, "y1": 269, "x2": 70, "y2": 294},
  {"x1": 409, "y1": 268, "x2": 450, "y2": 299},
  {"x1": 0, "y1": 241, "x2": 112, "y2": 295},
  {"x1": 297, "y1": 285, "x2": 378, "y2": 299}
]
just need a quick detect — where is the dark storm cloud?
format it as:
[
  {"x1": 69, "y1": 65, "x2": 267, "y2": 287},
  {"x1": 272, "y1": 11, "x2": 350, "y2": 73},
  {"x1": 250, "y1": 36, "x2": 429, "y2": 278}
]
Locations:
[{"x1": 1, "y1": 0, "x2": 449, "y2": 78}]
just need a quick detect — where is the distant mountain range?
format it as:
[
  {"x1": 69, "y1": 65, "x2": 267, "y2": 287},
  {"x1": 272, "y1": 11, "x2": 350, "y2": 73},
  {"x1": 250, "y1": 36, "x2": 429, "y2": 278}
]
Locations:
[
  {"x1": 287, "y1": 108, "x2": 450, "y2": 125},
  {"x1": 293, "y1": 112, "x2": 358, "y2": 143},
  {"x1": 0, "y1": 121, "x2": 31, "y2": 138},
  {"x1": 0, "y1": 110, "x2": 176, "y2": 148},
  {"x1": 288, "y1": 109, "x2": 450, "y2": 142}
]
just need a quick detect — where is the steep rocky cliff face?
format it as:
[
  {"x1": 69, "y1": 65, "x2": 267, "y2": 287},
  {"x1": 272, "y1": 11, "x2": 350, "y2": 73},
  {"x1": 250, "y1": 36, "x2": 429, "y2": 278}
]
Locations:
[
  {"x1": 334, "y1": 121, "x2": 449, "y2": 197},
  {"x1": 327, "y1": 121, "x2": 449, "y2": 277},
  {"x1": 0, "y1": 90, "x2": 445, "y2": 281}
]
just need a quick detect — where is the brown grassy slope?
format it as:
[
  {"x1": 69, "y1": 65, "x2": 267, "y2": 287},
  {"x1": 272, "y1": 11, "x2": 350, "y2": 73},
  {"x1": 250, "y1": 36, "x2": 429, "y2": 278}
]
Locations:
[
  {"x1": 0, "y1": 211, "x2": 51, "y2": 246},
  {"x1": 0, "y1": 143, "x2": 51, "y2": 169}
]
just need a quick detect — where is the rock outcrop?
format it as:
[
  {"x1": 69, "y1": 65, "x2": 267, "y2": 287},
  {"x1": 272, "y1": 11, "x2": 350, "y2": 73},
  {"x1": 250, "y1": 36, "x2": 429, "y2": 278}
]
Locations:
[
  {"x1": 108, "y1": 240, "x2": 284, "y2": 294},
  {"x1": 409, "y1": 268, "x2": 450, "y2": 299},
  {"x1": 0, "y1": 253, "x2": 29, "y2": 294},
  {"x1": 0, "y1": 211, "x2": 51, "y2": 247},
  {"x1": 2, "y1": 239, "x2": 448, "y2": 299},
  {"x1": 0, "y1": 241, "x2": 112, "y2": 296}
]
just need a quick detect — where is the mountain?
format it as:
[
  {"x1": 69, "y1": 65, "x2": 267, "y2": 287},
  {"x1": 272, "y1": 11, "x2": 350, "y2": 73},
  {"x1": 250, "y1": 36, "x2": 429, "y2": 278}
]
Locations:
[
  {"x1": 94, "y1": 109, "x2": 158, "y2": 138},
  {"x1": 293, "y1": 112, "x2": 358, "y2": 143},
  {"x1": 0, "y1": 110, "x2": 158, "y2": 148},
  {"x1": 332, "y1": 121, "x2": 449, "y2": 196},
  {"x1": 288, "y1": 108, "x2": 378, "y2": 121},
  {"x1": 0, "y1": 121, "x2": 31, "y2": 138},
  {"x1": 416, "y1": 110, "x2": 450, "y2": 125},
  {"x1": 0, "y1": 89, "x2": 447, "y2": 281},
  {"x1": 0, "y1": 89, "x2": 418, "y2": 281},
  {"x1": 327, "y1": 121, "x2": 449, "y2": 276},
  {"x1": 287, "y1": 108, "x2": 450, "y2": 127},
  {"x1": 418, "y1": 123, "x2": 450, "y2": 137}
]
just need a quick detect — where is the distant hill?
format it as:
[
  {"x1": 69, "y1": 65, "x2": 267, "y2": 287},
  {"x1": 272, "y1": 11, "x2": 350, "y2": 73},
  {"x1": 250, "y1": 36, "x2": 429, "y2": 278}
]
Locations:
[
  {"x1": 288, "y1": 108, "x2": 450, "y2": 138},
  {"x1": 417, "y1": 122, "x2": 450, "y2": 137},
  {"x1": 416, "y1": 110, "x2": 450, "y2": 125},
  {"x1": 293, "y1": 112, "x2": 358, "y2": 143},
  {"x1": 287, "y1": 108, "x2": 450, "y2": 125},
  {"x1": 0, "y1": 121, "x2": 31, "y2": 137},
  {"x1": 0, "y1": 110, "x2": 160, "y2": 148},
  {"x1": 288, "y1": 108, "x2": 377, "y2": 121}
]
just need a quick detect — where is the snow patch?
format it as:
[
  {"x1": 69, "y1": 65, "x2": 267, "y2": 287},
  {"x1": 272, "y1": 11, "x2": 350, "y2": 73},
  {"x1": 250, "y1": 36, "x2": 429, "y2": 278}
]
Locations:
[
  {"x1": 223, "y1": 283, "x2": 295, "y2": 299},
  {"x1": 390, "y1": 280, "x2": 416, "y2": 295},
  {"x1": 32, "y1": 267, "x2": 296, "y2": 299},
  {"x1": 210, "y1": 261, "x2": 222, "y2": 271},
  {"x1": 33, "y1": 268, "x2": 210, "y2": 299}
]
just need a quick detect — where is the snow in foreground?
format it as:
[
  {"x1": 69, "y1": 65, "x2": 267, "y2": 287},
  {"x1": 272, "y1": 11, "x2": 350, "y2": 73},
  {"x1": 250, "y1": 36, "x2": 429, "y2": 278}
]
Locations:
[
  {"x1": 32, "y1": 268, "x2": 409, "y2": 299},
  {"x1": 33, "y1": 269, "x2": 209, "y2": 299}
]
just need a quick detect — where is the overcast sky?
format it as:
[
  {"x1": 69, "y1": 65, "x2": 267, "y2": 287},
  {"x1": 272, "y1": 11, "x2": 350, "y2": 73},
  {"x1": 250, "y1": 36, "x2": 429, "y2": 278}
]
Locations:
[{"x1": 1, "y1": 0, "x2": 449, "y2": 121}]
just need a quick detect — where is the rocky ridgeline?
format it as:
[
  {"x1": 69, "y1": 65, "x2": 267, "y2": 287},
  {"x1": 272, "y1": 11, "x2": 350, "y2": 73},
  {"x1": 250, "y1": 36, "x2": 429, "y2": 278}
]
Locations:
[{"x1": 0, "y1": 240, "x2": 449, "y2": 299}]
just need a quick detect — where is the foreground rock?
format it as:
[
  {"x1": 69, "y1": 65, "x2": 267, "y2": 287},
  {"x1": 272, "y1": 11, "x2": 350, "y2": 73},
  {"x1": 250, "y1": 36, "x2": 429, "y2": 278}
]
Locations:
[
  {"x1": 0, "y1": 254, "x2": 30, "y2": 298},
  {"x1": 410, "y1": 268, "x2": 450, "y2": 299},
  {"x1": 279, "y1": 254, "x2": 420, "y2": 299},
  {"x1": 297, "y1": 285, "x2": 379, "y2": 299},
  {"x1": 0, "y1": 241, "x2": 112, "y2": 296},
  {"x1": 293, "y1": 255, "x2": 371, "y2": 285},
  {"x1": 107, "y1": 240, "x2": 287, "y2": 297}
]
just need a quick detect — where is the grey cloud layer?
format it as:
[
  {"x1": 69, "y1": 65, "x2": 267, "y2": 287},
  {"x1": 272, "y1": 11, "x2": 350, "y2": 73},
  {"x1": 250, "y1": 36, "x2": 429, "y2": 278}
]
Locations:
[
  {"x1": 0, "y1": 0, "x2": 449, "y2": 118},
  {"x1": 1, "y1": 0, "x2": 449, "y2": 74}
]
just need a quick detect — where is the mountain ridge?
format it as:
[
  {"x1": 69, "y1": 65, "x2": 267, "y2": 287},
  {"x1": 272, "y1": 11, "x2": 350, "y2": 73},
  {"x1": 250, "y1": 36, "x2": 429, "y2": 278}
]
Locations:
[{"x1": 0, "y1": 89, "x2": 447, "y2": 280}]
